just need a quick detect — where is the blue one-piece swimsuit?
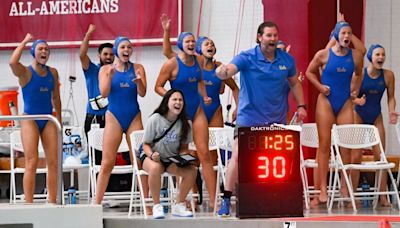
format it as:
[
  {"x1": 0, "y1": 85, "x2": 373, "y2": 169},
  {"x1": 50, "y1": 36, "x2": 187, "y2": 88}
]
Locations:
[
  {"x1": 200, "y1": 65, "x2": 222, "y2": 123},
  {"x1": 321, "y1": 48, "x2": 354, "y2": 115},
  {"x1": 355, "y1": 68, "x2": 386, "y2": 124},
  {"x1": 107, "y1": 63, "x2": 140, "y2": 133},
  {"x1": 22, "y1": 65, "x2": 54, "y2": 133},
  {"x1": 170, "y1": 56, "x2": 202, "y2": 121}
]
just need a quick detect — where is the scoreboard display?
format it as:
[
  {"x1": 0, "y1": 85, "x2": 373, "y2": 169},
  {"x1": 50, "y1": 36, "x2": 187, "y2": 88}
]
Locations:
[{"x1": 237, "y1": 126, "x2": 303, "y2": 218}]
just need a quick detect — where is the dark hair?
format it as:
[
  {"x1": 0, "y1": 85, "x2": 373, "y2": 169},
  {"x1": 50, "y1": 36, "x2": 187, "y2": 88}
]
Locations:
[
  {"x1": 153, "y1": 89, "x2": 190, "y2": 144},
  {"x1": 256, "y1": 21, "x2": 279, "y2": 44},
  {"x1": 98, "y1": 43, "x2": 113, "y2": 54}
]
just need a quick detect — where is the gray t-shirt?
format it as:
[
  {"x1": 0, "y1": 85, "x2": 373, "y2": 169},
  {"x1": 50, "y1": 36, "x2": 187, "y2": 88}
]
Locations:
[{"x1": 143, "y1": 113, "x2": 193, "y2": 162}]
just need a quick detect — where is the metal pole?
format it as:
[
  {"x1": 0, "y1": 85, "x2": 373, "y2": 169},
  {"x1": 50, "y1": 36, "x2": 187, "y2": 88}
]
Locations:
[{"x1": 0, "y1": 115, "x2": 63, "y2": 205}]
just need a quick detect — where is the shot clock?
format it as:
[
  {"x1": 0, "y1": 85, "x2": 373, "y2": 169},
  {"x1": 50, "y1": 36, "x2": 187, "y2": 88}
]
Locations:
[{"x1": 237, "y1": 126, "x2": 303, "y2": 218}]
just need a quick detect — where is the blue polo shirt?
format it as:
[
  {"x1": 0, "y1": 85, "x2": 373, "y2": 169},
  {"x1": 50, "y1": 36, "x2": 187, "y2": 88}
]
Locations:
[
  {"x1": 232, "y1": 45, "x2": 296, "y2": 126},
  {"x1": 83, "y1": 61, "x2": 107, "y2": 115}
]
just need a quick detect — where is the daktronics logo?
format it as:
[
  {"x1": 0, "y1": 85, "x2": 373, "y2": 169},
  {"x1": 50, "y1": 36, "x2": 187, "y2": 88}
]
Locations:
[{"x1": 9, "y1": 0, "x2": 119, "y2": 16}]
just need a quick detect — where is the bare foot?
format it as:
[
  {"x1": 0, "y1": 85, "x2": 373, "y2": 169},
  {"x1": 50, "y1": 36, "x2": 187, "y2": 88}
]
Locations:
[
  {"x1": 379, "y1": 196, "x2": 391, "y2": 207},
  {"x1": 310, "y1": 197, "x2": 321, "y2": 207},
  {"x1": 346, "y1": 200, "x2": 361, "y2": 208},
  {"x1": 319, "y1": 191, "x2": 328, "y2": 203},
  {"x1": 146, "y1": 206, "x2": 152, "y2": 215}
]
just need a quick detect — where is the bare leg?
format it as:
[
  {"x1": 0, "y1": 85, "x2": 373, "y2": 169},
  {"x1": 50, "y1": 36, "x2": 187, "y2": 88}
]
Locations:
[
  {"x1": 315, "y1": 94, "x2": 335, "y2": 203},
  {"x1": 40, "y1": 121, "x2": 59, "y2": 203},
  {"x1": 20, "y1": 120, "x2": 40, "y2": 203},
  {"x1": 336, "y1": 100, "x2": 356, "y2": 198},
  {"x1": 142, "y1": 158, "x2": 164, "y2": 204},
  {"x1": 374, "y1": 115, "x2": 391, "y2": 206},
  {"x1": 223, "y1": 138, "x2": 238, "y2": 192},
  {"x1": 95, "y1": 112, "x2": 123, "y2": 204},
  {"x1": 167, "y1": 164, "x2": 197, "y2": 203},
  {"x1": 192, "y1": 108, "x2": 216, "y2": 207}
]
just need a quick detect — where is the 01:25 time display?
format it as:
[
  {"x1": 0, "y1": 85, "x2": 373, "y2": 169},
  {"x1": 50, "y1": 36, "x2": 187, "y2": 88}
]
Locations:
[{"x1": 248, "y1": 135, "x2": 294, "y2": 150}]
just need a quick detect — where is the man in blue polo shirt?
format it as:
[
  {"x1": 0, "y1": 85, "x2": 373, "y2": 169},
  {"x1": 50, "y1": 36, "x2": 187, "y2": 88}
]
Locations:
[
  {"x1": 79, "y1": 24, "x2": 114, "y2": 138},
  {"x1": 215, "y1": 21, "x2": 307, "y2": 217}
]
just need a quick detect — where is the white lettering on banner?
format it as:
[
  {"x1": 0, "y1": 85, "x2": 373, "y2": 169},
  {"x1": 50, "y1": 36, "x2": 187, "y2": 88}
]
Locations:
[{"x1": 9, "y1": 0, "x2": 119, "y2": 16}]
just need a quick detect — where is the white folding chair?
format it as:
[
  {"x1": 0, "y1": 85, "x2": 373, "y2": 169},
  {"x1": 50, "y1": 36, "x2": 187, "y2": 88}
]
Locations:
[
  {"x1": 300, "y1": 123, "x2": 338, "y2": 209},
  {"x1": 129, "y1": 130, "x2": 195, "y2": 218},
  {"x1": 329, "y1": 124, "x2": 400, "y2": 211},
  {"x1": 88, "y1": 128, "x2": 133, "y2": 205}
]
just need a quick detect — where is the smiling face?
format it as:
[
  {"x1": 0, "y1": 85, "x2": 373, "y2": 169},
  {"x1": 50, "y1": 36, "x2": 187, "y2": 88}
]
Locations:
[
  {"x1": 371, "y1": 47, "x2": 385, "y2": 69},
  {"x1": 338, "y1": 26, "x2": 352, "y2": 48},
  {"x1": 117, "y1": 40, "x2": 132, "y2": 62},
  {"x1": 201, "y1": 39, "x2": 216, "y2": 58},
  {"x1": 34, "y1": 43, "x2": 50, "y2": 65},
  {"x1": 99, "y1": 47, "x2": 114, "y2": 65},
  {"x1": 167, "y1": 91, "x2": 184, "y2": 117},
  {"x1": 182, "y1": 35, "x2": 196, "y2": 55},
  {"x1": 258, "y1": 26, "x2": 278, "y2": 52}
]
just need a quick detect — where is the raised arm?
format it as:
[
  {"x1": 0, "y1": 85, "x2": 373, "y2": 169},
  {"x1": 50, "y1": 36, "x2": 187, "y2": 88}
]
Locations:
[
  {"x1": 133, "y1": 63, "x2": 147, "y2": 97},
  {"x1": 79, "y1": 24, "x2": 96, "y2": 70},
  {"x1": 161, "y1": 14, "x2": 176, "y2": 59},
  {"x1": 385, "y1": 70, "x2": 398, "y2": 124},
  {"x1": 9, "y1": 33, "x2": 32, "y2": 78},
  {"x1": 99, "y1": 65, "x2": 114, "y2": 97}
]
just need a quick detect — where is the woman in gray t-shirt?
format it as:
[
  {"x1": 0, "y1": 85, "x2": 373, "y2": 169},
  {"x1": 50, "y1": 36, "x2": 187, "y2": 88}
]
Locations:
[{"x1": 142, "y1": 89, "x2": 197, "y2": 219}]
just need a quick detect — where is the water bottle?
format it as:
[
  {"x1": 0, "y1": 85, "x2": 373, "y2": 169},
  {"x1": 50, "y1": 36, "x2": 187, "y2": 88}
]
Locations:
[
  {"x1": 67, "y1": 186, "x2": 77, "y2": 204},
  {"x1": 160, "y1": 187, "x2": 168, "y2": 213},
  {"x1": 361, "y1": 177, "x2": 370, "y2": 208},
  {"x1": 8, "y1": 101, "x2": 20, "y2": 127}
]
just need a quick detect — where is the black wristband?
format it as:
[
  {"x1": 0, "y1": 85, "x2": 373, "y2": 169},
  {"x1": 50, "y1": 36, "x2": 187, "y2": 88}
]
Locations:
[{"x1": 297, "y1": 104, "x2": 307, "y2": 110}]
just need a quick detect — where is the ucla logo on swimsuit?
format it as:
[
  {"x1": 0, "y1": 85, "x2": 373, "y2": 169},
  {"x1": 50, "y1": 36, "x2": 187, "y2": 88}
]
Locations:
[
  {"x1": 336, "y1": 67, "x2": 347, "y2": 73},
  {"x1": 39, "y1": 87, "x2": 49, "y2": 92},
  {"x1": 204, "y1": 80, "x2": 213, "y2": 86},
  {"x1": 279, "y1": 65, "x2": 287, "y2": 70},
  {"x1": 368, "y1": 89, "x2": 380, "y2": 94},
  {"x1": 120, "y1": 82, "x2": 130, "y2": 88},
  {"x1": 188, "y1": 77, "x2": 197, "y2": 83}
]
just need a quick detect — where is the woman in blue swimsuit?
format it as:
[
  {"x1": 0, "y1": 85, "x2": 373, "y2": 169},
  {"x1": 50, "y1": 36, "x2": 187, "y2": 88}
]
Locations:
[
  {"x1": 155, "y1": 25, "x2": 218, "y2": 207},
  {"x1": 95, "y1": 36, "x2": 147, "y2": 204},
  {"x1": 9, "y1": 33, "x2": 62, "y2": 203},
  {"x1": 353, "y1": 44, "x2": 398, "y2": 206},
  {"x1": 306, "y1": 19, "x2": 365, "y2": 205}
]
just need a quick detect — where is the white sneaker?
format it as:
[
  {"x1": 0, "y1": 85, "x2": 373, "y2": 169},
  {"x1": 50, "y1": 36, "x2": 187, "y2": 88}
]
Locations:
[
  {"x1": 152, "y1": 204, "x2": 165, "y2": 219},
  {"x1": 171, "y1": 202, "x2": 193, "y2": 217}
]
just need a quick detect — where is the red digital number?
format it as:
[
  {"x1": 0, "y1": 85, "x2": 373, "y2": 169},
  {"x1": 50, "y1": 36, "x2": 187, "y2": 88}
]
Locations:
[
  {"x1": 263, "y1": 134, "x2": 294, "y2": 150},
  {"x1": 257, "y1": 156, "x2": 286, "y2": 179}
]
